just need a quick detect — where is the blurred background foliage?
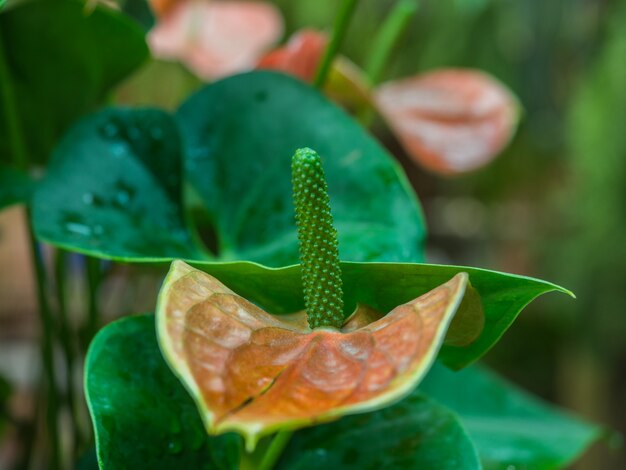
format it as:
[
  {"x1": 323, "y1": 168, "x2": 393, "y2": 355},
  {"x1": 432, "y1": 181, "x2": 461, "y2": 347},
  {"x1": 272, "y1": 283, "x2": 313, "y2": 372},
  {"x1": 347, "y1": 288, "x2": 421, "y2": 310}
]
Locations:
[{"x1": 0, "y1": 0, "x2": 624, "y2": 468}]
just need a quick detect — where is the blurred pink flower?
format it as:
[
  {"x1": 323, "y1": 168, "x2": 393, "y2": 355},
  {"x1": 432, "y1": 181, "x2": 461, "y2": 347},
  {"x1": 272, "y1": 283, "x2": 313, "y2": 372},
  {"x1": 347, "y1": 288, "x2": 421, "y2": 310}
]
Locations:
[
  {"x1": 375, "y1": 70, "x2": 519, "y2": 175},
  {"x1": 148, "y1": 0, "x2": 283, "y2": 80},
  {"x1": 258, "y1": 29, "x2": 519, "y2": 176}
]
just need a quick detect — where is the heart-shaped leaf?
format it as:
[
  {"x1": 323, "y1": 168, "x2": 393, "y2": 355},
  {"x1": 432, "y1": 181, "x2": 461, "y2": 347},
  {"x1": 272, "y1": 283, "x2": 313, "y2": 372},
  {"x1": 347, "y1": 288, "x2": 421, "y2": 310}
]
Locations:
[
  {"x1": 421, "y1": 363, "x2": 602, "y2": 470},
  {"x1": 157, "y1": 261, "x2": 467, "y2": 449},
  {"x1": 33, "y1": 72, "x2": 426, "y2": 265},
  {"x1": 185, "y1": 260, "x2": 571, "y2": 369},
  {"x1": 177, "y1": 71, "x2": 425, "y2": 265},
  {"x1": 276, "y1": 392, "x2": 481, "y2": 470},
  {"x1": 0, "y1": 164, "x2": 33, "y2": 210},
  {"x1": 85, "y1": 314, "x2": 241, "y2": 469},
  {"x1": 33, "y1": 108, "x2": 206, "y2": 261},
  {"x1": 0, "y1": 0, "x2": 148, "y2": 165},
  {"x1": 376, "y1": 69, "x2": 519, "y2": 175}
]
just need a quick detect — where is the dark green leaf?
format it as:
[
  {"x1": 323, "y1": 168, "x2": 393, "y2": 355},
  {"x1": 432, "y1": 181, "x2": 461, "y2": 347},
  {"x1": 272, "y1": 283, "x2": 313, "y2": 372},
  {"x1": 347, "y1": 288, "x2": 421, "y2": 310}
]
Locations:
[
  {"x1": 0, "y1": 164, "x2": 33, "y2": 210},
  {"x1": 277, "y1": 392, "x2": 481, "y2": 470},
  {"x1": 420, "y1": 363, "x2": 601, "y2": 470},
  {"x1": 119, "y1": 0, "x2": 156, "y2": 31},
  {"x1": 177, "y1": 71, "x2": 426, "y2": 266},
  {"x1": 34, "y1": 72, "x2": 425, "y2": 266},
  {"x1": 33, "y1": 108, "x2": 206, "y2": 260},
  {"x1": 186, "y1": 260, "x2": 571, "y2": 368},
  {"x1": 85, "y1": 314, "x2": 241, "y2": 469},
  {"x1": 0, "y1": 0, "x2": 148, "y2": 165}
]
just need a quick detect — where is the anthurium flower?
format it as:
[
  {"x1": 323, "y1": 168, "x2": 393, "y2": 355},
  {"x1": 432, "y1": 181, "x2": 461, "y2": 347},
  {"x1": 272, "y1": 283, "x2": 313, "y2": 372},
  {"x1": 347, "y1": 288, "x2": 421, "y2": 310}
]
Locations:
[
  {"x1": 157, "y1": 260, "x2": 468, "y2": 450},
  {"x1": 375, "y1": 69, "x2": 520, "y2": 175},
  {"x1": 155, "y1": 148, "x2": 470, "y2": 450},
  {"x1": 257, "y1": 29, "x2": 372, "y2": 114},
  {"x1": 148, "y1": 0, "x2": 283, "y2": 80},
  {"x1": 257, "y1": 29, "x2": 326, "y2": 82},
  {"x1": 258, "y1": 29, "x2": 519, "y2": 175}
]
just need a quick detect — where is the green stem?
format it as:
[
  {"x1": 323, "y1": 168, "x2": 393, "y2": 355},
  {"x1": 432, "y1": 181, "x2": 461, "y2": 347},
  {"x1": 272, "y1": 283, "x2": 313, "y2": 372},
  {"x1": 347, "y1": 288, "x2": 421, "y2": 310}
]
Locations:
[
  {"x1": 314, "y1": 0, "x2": 360, "y2": 89},
  {"x1": 0, "y1": 32, "x2": 27, "y2": 170},
  {"x1": 54, "y1": 249, "x2": 83, "y2": 457},
  {"x1": 257, "y1": 431, "x2": 294, "y2": 470},
  {"x1": 365, "y1": 0, "x2": 418, "y2": 85},
  {"x1": 291, "y1": 148, "x2": 344, "y2": 329},
  {"x1": 85, "y1": 256, "x2": 102, "y2": 344},
  {"x1": 2, "y1": 14, "x2": 60, "y2": 467},
  {"x1": 26, "y1": 212, "x2": 61, "y2": 470}
]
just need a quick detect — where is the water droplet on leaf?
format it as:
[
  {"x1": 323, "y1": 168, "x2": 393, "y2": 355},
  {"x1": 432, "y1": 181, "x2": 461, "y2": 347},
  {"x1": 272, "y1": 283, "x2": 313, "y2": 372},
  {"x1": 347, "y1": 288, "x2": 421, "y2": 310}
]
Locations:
[
  {"x1": 167, "y1": 438, "x2": 183, "y2": 454},
  {"x1": 99, "y1": 122, "x2": 118, "y2": 139},
  {"x1": 82, "y1": 193, "x2": 94, "y2": 205},
  {"x1": 65, "y1": 222, "x2": 92, "y2": 237}
]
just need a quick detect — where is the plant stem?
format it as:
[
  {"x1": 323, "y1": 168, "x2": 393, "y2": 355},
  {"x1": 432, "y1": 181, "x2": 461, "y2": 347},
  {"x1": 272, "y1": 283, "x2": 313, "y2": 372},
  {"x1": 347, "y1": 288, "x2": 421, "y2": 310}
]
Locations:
[
  {"x1": 85, "y1": 256, "x2": 102, "y2": 344},
  {"x1": 2, "y1": 17, "x2": 61, "y2": 468},
  {"x1": 314, "y1": 0, "x2": 360, "y2": 89},
  {"x1": 26, "y1": 212, "x2": 61, "y2": 470},
  {"x1": 257, "y1": 430, "x2": 294, "y2": 470},
  {"x1": 291, "y1": 148, "x2": 344, "y2": 329},
  {"x1": 365, "y1": 0, "x2": 418, "y2": 86},
  {"x1": 54, "y1": 249, "x2": 83, "y2": 458},
  {"x1": 0, "y1": 33, "x2": 27, "y2": 170}
]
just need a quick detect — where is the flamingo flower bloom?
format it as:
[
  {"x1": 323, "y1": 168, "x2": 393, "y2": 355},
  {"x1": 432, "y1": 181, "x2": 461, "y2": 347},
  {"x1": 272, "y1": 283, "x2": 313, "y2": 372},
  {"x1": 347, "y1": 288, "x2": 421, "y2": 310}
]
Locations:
[
  {"x1": 149, "y1": 0, "x2": 283, "y2": 80},
  {"x1": 157, "y1": 261, "x2": 467, "y2": 450},
  {"x1": 259, "y1": 30, "x2": 519, "y2": 175},
  {"x1": 156, "y1": 148, "x2": 469, "y2": 449}
]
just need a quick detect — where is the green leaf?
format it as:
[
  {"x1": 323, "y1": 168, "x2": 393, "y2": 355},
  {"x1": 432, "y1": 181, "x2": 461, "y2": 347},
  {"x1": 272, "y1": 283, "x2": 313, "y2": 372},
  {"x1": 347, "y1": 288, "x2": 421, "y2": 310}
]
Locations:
[
  {"x1": 277, "y1": 392, "x2": 481, "y2": 470},
  {"x1": 0, "y1": 0, "x2": 148, "y2": 166},
  {"x1": 119, "y1": 0, "x2": 156, "y2": 31},
  {"x1": 420, "y1": 363, "x2": 602, "y2": 470},
  {"x1": 185, "y1": 260, "x2": 571, "y2": 368},
  {"x1": 0, "y1": 164, "x2": 33, "y2": 210},
  {"x1": 85, "y1": 314, "x2": 241, "y2": 469},
  {"x1": 34, "y1": 72, "x2": 426, "y2": 266},
  {"x1": 33, "y1": 108, "x2": 206, "y2": 260},
  {"x1": 177, "y1": 71, "x2": 426, "y2": 265}
]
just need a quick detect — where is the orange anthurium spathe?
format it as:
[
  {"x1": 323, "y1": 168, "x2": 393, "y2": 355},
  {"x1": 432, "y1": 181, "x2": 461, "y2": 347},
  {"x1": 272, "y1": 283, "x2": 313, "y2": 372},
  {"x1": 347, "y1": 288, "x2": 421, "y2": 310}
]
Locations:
[
  {"x1": 157, "y1": 260, "x2": 468, "y2": 450},
  {"x1": 257, "y1": 29, "x2": 327, "y2": 82}
]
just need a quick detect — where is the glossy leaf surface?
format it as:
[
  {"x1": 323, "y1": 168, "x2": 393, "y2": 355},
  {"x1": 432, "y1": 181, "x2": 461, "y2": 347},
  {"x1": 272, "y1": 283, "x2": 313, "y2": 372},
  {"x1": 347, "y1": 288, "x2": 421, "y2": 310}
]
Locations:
[
  {"x1": 178, "y1": 71, "x2": 424, "y2": 265},
  {"x1": 35, "y1": 72, "x2": 425, "y2": 265},
  {"x1": 186, "y1": 260, "x2": 570, "y2": 369},
  {"x1": 157, "y1": 261, "x2": 467, "y2": 449},
  {"x1": 376, "y1": 69, "x2": 519, "y2": 175},
  {"x1": 33, "y1": 108, "x2": 205, "y2": 260},
  {"x1": 0, "y1": 0, "x2": 148, "y2": 164},
  {"x1": 421, "y1": 363, "x2": 601, "y2": 470},
  {"x1": 0, "y1": 165, "x2": 33, "y2": 210},
  {"x1": 85, "y1": 314, "x2": 241, "y2": 469},
  {"x1": 277, "y1": 392, "x2": 481, "y2": 470}
]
